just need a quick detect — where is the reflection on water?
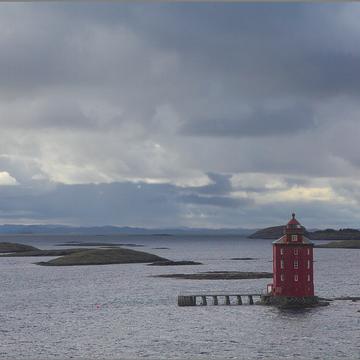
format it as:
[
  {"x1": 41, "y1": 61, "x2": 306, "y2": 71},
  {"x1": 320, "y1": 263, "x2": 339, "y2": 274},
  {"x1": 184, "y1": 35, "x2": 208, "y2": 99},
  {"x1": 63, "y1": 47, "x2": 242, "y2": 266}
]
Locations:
[{"x1": 0, "y1": 235, "x2": 359, "y2": 359}]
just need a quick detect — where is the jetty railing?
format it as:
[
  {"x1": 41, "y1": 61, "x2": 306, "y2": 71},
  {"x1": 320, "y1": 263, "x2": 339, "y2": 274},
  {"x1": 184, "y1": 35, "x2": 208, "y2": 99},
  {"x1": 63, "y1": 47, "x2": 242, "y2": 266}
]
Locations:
[{"x1": 178, "y1": 293, "x2": 262, "y2": 306}]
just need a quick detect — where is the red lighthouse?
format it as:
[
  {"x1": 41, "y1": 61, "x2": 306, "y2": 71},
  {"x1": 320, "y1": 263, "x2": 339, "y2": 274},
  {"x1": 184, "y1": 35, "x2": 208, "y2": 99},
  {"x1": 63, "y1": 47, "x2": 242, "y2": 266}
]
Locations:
[{"x1": 262, "y1": 213, "x2": 321, "y2": 307}]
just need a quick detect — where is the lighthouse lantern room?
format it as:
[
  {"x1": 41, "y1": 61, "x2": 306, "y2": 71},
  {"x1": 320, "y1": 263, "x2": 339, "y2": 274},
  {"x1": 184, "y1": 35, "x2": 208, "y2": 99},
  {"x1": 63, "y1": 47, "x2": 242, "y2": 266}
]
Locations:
[{"x1": 268, "y1": 213, "x2": 314, "y2": 298}]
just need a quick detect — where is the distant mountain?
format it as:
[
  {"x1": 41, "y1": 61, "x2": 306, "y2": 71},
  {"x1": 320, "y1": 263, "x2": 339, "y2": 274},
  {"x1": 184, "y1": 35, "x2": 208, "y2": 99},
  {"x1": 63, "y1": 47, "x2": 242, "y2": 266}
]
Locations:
[
  {"x1": 248, "y1": 226, "x2": 360, "y2": 240},
  {"x1": 0, "y1": 224, "x2": 254, "y2": 236},
  {"x1": 2, "y1": 224, "x2": 359, "y2": 240}
]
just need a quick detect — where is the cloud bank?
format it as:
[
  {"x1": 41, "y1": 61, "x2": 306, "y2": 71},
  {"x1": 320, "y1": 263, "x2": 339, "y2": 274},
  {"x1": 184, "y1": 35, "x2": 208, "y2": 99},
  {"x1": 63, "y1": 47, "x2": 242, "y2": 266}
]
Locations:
[{"x1": 0, "y1": 3, "x2": 360, "y2": 228}]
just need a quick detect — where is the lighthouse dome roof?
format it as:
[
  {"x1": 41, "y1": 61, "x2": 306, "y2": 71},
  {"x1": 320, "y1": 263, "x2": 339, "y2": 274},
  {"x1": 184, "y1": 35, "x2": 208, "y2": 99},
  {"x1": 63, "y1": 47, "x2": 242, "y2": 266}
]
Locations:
[{"x1": 287, "y1": 213, "x2": 300, "y2": 226}]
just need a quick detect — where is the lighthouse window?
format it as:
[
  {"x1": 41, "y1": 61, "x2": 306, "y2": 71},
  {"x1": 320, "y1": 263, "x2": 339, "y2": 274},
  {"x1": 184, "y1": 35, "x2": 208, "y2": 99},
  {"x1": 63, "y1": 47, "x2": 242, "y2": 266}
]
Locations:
[
  {"x1": 291, "y1": 235, "x2": 297, "y2": 242},
  {"x1": 294, "y1": 260, "x2": 299, "y2": 269},
  {"x1": 281, "y1": 274, "x2": 284, "y2": 281},
  {"x1": 280, "y1": 260, "x2": 284, "y2": 269},
  {"x1": 307, "y1": 259, "x2": 311, "y2": 269},
  {"x1": 280, "y1": 248, "x2": 284, "y2": 255},
  {"x1": 294, "y1": 274, "x2": 298, "y2": 282},
  {"x1": 294, "y1": 248, "x2": 298, "y2": 255}
]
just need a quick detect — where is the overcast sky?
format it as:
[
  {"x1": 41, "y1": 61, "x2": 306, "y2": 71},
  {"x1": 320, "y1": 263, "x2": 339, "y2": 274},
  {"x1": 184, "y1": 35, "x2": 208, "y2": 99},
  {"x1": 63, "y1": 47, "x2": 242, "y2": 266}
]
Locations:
[{"x1": 1, "y1": 3, "x2": 360, "y2": 228}]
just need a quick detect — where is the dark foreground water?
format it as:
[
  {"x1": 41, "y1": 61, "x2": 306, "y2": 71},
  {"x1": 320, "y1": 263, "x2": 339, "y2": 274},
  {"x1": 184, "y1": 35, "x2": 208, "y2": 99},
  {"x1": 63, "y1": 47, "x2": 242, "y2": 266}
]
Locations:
[{"x1": 0, "y1": 235, "x2": 359, "y2": 359}]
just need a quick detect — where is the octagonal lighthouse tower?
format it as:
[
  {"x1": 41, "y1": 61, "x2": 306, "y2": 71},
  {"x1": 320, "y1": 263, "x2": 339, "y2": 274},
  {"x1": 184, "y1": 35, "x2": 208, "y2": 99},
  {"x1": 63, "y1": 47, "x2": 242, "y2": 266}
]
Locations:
[{"x1": 262, "y1": 213, "x2": 323, "y2": 307}]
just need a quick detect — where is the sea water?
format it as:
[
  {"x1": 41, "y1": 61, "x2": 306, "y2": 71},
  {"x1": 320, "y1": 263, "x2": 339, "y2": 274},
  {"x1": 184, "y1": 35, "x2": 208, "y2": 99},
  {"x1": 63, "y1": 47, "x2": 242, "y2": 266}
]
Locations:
[{"x1": 0, "y1": 235, "x2": 359, "y2": 359}]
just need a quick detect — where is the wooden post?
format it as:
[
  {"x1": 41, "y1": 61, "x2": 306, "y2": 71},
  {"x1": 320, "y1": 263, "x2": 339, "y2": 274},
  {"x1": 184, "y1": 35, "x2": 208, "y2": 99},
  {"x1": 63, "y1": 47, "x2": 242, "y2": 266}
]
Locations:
[
  {"x1": 201, "y1": 296, "x2": 207, "y2": 306},
  {"x1": 248, "y1": 295, "x2": 254, "y2": 305},
  {"x1": 237, "y1": 295, "x2": 243, "y2": 305},
  {"x1": 225, "y1": 295, "x2": 231, "y2": 305},
  {"x1": 213, "y1": 296, "x2": 218, "y2": 305}
]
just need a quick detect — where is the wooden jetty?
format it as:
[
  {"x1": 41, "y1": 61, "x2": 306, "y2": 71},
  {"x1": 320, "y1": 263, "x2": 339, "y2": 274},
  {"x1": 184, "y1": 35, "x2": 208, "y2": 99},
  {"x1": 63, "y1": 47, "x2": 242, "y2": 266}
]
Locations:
[{"x1": 178, "y1": 293, "x2": 262, "y2": 306}]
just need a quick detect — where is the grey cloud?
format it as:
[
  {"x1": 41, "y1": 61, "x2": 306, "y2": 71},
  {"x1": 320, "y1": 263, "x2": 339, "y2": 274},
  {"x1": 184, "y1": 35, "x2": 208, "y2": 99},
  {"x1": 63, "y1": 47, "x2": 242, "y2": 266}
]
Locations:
[
  {"x1": 0, "y1": 156, "x2": 47, "y2": 185},
  {"x1": 0, "y1": 181, "x2": 179, "y2": 226},
  {"x1": 284, "y1": 177, "x2": 310, "y2": 188},
  {"x1": 1, "y1": 3, "x2": 359, "y2": 102},
  {"x1": 330, "y1": 181, "x2": 360, "y2": 206},
  {"x1": 188, "y1": 172, "x2": 232, "y2": 195},
  {"x1": 182, "y1": 106, "x2": 315, "y2": 137},
  {"x1": 0, "y1": 177, "x2": 358, "y2": 228},
  {"x1": 34, "y1": 100, "x2": 92, "y2": 129},
  {"x1": 0, "y1": 175, "x2": 251, "y2": 226},
  {"x1": 179, "y1": 194, "x2": 252, "y2": 208},
  {"x1": 179, "y1": 172, "x2": 252, "y2": 208}
]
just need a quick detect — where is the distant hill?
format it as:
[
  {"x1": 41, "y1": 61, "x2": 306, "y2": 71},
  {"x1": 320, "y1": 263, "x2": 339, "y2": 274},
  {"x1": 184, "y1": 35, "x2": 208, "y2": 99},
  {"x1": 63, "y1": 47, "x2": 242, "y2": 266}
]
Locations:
[
  {"x1": 248, "y1": 226, "x2": 310, "y2": 239},
  {"x1": 310, "y1": 228, "x2": 360, "y2": 240},
  {"x1": 0, "y1": 224, "x2": 254, "y2": 236},
  {"x1": 248, "y1": 226, "x2": 360, "y2": 240}
]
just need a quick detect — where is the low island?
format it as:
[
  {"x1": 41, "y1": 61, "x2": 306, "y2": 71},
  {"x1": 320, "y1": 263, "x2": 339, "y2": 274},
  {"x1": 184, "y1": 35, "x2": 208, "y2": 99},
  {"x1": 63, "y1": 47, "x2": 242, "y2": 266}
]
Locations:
[
  {"x1": 0, "y1": 242, "x2": 168, "y2": 266},
  {"x1": 0, "y1": 242, "x2": 39, "y2": 253},
  {"x1": 36, "y1": 248, "x2": 167, "y2": 266},
  {"x1": 0, "y1": 242, "x2": 207, "y2": 267},
  {"x1": 315, "y1": 240, "x2": 360, "y2": 249}
]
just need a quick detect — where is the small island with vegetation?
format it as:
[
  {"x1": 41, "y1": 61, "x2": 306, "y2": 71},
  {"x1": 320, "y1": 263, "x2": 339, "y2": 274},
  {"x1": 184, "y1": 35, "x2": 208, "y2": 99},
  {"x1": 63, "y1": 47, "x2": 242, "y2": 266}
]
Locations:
[
  {"x1": 315, "y1": 240, "x2": 360, "y2": 249},
  {"x1": 0, "y1": 242, "x2": 168, "y2": 266},
  {"x1": 0, "y1": 242, "x2": 206, "y2": 266},
  {"x1": 36, "y1": 248, "x2": 167, "y2": 266},
  {"x1": 0, "y1": 242, "x2": 39, "y2": 253}
]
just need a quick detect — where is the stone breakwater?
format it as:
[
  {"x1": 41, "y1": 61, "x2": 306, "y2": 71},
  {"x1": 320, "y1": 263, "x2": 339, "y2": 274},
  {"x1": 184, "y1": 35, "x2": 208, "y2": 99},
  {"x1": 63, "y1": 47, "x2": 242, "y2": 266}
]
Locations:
[
  {"x1": 155, "y1": 271, "x2": 273, "y2": 280},
  {"x1": 259, "y1": 295, "x2": 330, "y2": 308}
]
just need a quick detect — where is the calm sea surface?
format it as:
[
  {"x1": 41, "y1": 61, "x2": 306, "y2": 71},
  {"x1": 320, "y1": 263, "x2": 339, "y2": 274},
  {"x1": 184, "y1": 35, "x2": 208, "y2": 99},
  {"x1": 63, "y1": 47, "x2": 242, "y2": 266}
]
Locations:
[{"x1": 0, "y1": 235, "x2": 359, "y2": 359}]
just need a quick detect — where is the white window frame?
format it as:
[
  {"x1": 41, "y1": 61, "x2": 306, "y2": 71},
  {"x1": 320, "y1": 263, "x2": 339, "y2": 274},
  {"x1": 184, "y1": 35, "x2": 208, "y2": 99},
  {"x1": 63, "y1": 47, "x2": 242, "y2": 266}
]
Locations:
[
  {"x1": 307, "y1": 248, "x2": 310, "y2": 255},
  {"x1": 281, "y1": 274, "x2": 284, "y2": 282},
  {"x1": 294, "y1": 274, "x2": 298, "y2": 282},
  {"x1": 294, "y1": 260, "x2": 299, "y2": 269},
  {"x1": 307, "y1": 274, "x2": 311, "y2": 282},
  {"x1": 291, "y1": 235, "x2": 298, "y2": 242},
  {"x1": 280, "y1": 260, "x2": 284, "y2": 269},
  {"x1": 280, "y1": 248, "x2": 284, "y2": 255},
  {"x1": 307, "y1": 259, "x2": 311, "y2": 269}
]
